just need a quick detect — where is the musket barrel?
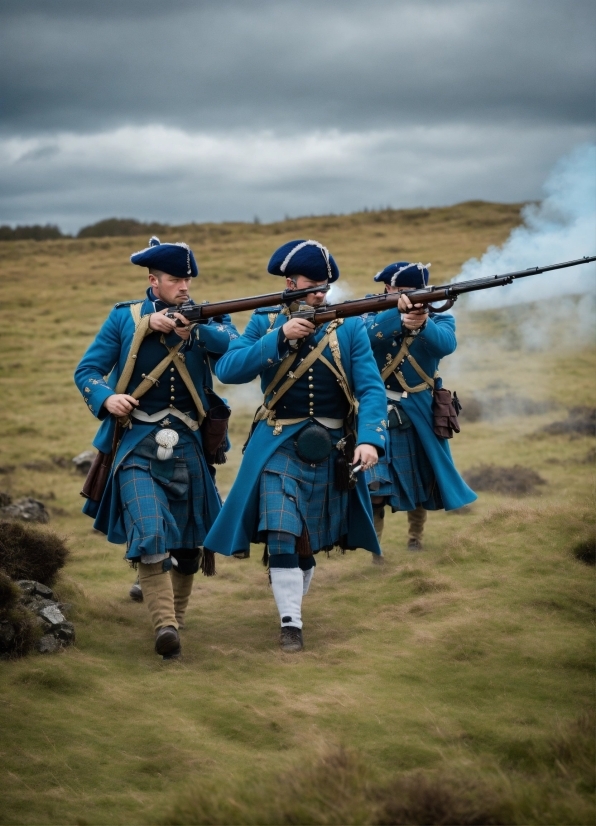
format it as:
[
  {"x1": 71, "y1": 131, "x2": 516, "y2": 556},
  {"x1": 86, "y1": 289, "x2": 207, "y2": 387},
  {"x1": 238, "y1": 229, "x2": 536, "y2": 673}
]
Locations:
[{"x1": 296, "y1": 255, "x2": 596, "y2": 324}]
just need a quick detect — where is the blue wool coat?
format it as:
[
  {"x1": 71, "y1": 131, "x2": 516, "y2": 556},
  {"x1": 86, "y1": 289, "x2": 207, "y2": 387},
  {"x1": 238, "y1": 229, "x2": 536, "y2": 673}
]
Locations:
[
  {"x1": 363, "y1": 308, "x2": 476, "y2": 510},
  {"x1": 203, "y1": 309, "x2": 388, "y2": 557},
  {"x1": 74, "y1": 295, "x2": 239, "y2": 543}
]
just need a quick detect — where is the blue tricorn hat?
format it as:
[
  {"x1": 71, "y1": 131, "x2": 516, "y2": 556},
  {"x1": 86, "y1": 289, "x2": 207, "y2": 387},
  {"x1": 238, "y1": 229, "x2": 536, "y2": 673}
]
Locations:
[
  {"x1": 130, "y1": 236, "x2": 198, "y2": 278},
  {"x1": 373, "y1": 261, "x2": 430, "y2": 289},
  {"x1": 268, "y1": 239, "x2": 339, "y2": 283}
]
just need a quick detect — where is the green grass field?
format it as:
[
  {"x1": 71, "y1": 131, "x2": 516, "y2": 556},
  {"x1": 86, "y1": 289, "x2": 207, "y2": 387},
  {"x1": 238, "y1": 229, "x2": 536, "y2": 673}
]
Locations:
[{"x1": 0, "y1": 202, "x2": 594, "y2": 825}]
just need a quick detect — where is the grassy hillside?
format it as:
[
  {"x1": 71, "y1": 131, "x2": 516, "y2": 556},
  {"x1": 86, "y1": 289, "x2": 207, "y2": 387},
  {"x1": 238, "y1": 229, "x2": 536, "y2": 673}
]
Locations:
[{"x1": 0, "y1": 202, "x2": 594, "y2": 825}]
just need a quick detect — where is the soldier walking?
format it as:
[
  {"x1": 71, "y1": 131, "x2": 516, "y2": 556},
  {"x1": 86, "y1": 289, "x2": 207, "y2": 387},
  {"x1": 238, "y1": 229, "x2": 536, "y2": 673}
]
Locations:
[
  {"x1": 75, "y1": 237, "x2": 238, "y2": 659},
  {"x1": 203, "y1": 240, "x2": 387, "y2": 652},
  {"x1": 362, "y1": 261, "x2": 476, "y2": 553}
]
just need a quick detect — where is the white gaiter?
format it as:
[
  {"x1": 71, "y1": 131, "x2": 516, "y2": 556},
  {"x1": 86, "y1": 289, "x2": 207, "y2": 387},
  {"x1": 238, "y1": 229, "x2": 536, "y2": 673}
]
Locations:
[
  {"x1": 270, "y1": 567, "x2": 303, "y2": 629},
  {"x1": 302, "y1": 567, "x2": 314, "y2": 596}
]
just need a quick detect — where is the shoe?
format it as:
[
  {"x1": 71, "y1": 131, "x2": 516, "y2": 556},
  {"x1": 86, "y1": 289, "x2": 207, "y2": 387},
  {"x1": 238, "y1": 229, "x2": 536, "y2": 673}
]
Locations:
[
  {"x1": 129, "y1": 578, "x2": 143, "y2": 602},
  {"x1": 232, "y1": 550, "x2": 250, "y2": 559},
  {"x1": 407, "y1": 538, "x2": 424, "y2": 552},
  {"x1": 280, "y1": 625, "x2": 303, "y2": 653},
  {"x1": 154, "y1": 625, "x2": 181, "y2": 657}
]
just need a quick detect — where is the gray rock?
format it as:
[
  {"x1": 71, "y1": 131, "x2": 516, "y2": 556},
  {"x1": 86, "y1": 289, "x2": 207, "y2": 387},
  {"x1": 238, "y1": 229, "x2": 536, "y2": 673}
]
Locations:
[
  {"x1": 34, "y1": 582, "x2": 53, "y2": 599},
  {"x1": 38, "y1": 605, "x2": 65, "y2": 626},
  {"x1": 27, "y1": 597, "x2": 55, "y2": 612},
  {"x1": 72, "y1": 450, "x2": 96, "y2": 475},
  {"x1": 16, "y1": 580, "x2": 37, "y2": 595},
  {"x1": 57, "y1": 602, "x2": 72, "y2": 616},
  {"x1": 56, "y1": 622, "x2": 75, "y2": 644},
  {"x1": 0, "y1": 497, "x2": 50, "y2": 524},
  {"x1": 36, "y1": 635, "x2": 61, "y2": 654}
]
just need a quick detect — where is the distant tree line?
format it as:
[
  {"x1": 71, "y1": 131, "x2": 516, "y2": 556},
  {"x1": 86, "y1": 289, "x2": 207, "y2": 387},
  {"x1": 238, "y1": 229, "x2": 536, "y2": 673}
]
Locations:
[
  {"x1": 0, "y1": 224, "x2": 66, "y2": 241},
  {"x1": 76, "y1": 218, "x2": 170, "y2": 238},
  {"x1": 0, "y1": 218, "x2": 171, "y2": 241}
]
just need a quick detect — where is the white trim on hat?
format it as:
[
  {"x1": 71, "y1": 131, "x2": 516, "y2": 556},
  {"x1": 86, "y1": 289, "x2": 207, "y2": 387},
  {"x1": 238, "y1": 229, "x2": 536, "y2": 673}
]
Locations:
[
  {"x1": 279, "y1": 239, "x2": 332, "y2": 279},
  {"x1": 390, "y1": 262, "x2": 431, "y2": 288}
]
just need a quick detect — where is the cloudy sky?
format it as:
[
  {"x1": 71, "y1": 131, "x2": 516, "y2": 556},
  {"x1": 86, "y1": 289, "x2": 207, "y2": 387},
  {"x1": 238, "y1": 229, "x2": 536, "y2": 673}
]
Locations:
[{"x1": 0, "y1": 0, "x2": 594, "y2": 233}]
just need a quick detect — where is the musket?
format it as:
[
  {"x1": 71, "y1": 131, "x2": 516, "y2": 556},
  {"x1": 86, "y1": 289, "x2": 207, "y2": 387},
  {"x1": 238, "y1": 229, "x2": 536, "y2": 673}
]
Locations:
[
  {"x1": 166, "y1": 283, "x2": 329, "y2": 325},
  {"x1": 287, "y1": 256, "x2": 596, "y2": 323}
]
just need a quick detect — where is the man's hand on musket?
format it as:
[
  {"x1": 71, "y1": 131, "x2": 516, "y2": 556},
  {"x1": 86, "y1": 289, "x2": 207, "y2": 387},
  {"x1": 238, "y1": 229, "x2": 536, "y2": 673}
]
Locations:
[
  {"x1": 149, "y1": 308, "x2": 193, "y2": 340},
  {"x1": 397, "y1": 292, "x2": 428, "y2": 331},
  {"x1": 282, "y1": 318, "x2": 315, "y2": 340},
  {"x1": 104, "y1": 394, "x2": 139, "y2": 416}
]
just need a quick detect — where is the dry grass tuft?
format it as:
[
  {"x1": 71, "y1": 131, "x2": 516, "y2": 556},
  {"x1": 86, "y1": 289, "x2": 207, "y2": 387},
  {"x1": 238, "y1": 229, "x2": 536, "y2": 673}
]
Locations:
[
  {"x1": 0, "y1": 520, "x2": 69, "y2": 584},
  {"x1": 373, "y1": 771, "x2": 512, "y2": 825},
  {"x1": 539, "y1": 407, "x2": 596, "y2": 438},
  {"x1": 572, "y1": 531, "x2": 596, "y2": 566},
  {"x1": 463, "y1": 464, "x2": 546, "y2": 496}
]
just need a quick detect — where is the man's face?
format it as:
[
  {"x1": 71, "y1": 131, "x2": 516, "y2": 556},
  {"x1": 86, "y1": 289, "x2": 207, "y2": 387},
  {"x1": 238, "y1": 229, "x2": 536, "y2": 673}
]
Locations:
[
  {"x1": 286, "y1": 275, "x2": 328, "y2": 307},
  {"x1": 149, "y1": 272, "x2": 192, "y2": 305},
  {"x1": 385, "y1": 283, "x2": 411, "y2": 295}
]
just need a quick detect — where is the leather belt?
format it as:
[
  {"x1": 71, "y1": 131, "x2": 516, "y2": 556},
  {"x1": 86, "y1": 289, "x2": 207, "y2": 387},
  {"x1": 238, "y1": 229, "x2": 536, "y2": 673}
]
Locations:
[
  {"x1": 131, "y1": 408, "x2": 199, "y2": 431},
  {"x1": 272, "y1": 416, "x2": 344, "y2": 429},
  {"x1": 386, "y1": 389, "x2": 408, "y2": 402}
]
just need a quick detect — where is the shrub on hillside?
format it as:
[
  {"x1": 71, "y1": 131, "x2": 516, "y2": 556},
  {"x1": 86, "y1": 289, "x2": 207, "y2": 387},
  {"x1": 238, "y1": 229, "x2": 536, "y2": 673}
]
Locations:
[
  {"x1": 0, "y1": 521, "x2": 68, "y2": 584},
  {"x1": 0, "y1": 570, "x2": 39, "y2": 658}
]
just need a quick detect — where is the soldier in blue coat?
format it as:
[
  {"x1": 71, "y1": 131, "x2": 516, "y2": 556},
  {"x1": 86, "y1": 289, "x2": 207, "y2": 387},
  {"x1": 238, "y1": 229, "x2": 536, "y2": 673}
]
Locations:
[
  {"x1": 363, "y1": 261, "x2": 476, "y2": 553},
  {"x1": 203, "y1": 240, "x2": 387, "y2": 653},
  {"x1": 75, "y1": 237, "x2": 238, "y2": 658}
]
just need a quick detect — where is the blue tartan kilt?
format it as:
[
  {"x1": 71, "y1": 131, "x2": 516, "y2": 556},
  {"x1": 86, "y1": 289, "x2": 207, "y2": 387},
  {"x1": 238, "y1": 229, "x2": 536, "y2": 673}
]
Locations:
[
  {"x1": 366, "y1": 422, "x2": 443, "y2": 512},
  {"x1": 258, "y1": 431, "x2": 348, "y2": 552},
  {"x1": 118, "y1": 425, "x2": 210, "y2": 562}
]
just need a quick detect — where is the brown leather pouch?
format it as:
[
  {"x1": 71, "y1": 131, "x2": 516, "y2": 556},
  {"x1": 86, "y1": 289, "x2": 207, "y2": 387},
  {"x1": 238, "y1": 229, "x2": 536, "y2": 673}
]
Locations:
[
  {"x1": 81, "y1": 421, "x2": 122, "y2": 502},
  {"x1": 200, "y1": 388, "x2": 231, "y2": 465},
  {"x1": 432, "y1": 388, "x2": 461, "y2": 439}
]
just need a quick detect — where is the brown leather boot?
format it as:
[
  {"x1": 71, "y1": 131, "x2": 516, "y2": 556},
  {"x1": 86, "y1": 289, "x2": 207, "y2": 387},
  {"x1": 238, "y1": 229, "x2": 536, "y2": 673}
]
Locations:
[
  {"x1": 138, "y1": 562, "x2": 180, "y2": 657},
  {"x1": 171, "y1": 569, "x2": 194, "y2": 629},
  {"x1": 407, "y1": 505, "x2": 427, "y2": 551}
]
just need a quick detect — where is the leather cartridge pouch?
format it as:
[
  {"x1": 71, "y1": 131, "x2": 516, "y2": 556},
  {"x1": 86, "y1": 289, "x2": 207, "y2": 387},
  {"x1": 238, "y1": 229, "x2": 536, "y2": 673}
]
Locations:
[
  {"x1": 432, "y1": 386, "x2": 461, "y2": 439},
  {"x1": 200, "y1": 387, "x2": 231, "y2": 465},
  {"x1": 294, "y1": 423, "x2": 334, "y2": 464},
  {"x1": 81, "y1": 421, "x2": 122, "y2": 502}
]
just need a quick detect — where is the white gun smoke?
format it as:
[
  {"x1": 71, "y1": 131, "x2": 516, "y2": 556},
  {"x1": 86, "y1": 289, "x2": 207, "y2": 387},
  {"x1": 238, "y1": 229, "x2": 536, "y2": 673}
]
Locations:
[
  {"x1": 452, "y1": 143, "x2": 596, "y2": 350},
  {"x1": 456, "y1": 143, "x2": 596, "y2": 304}
]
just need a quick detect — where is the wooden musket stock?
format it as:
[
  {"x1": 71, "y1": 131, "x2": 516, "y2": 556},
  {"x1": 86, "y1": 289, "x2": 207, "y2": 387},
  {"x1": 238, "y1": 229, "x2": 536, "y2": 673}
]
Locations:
[{"x1": 166, "y1": 284, "x2": 330, "y2": 325}]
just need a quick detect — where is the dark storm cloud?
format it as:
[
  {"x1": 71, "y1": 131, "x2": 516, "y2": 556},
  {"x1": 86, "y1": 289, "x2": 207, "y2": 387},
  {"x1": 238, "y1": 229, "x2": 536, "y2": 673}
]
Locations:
[
  {"x1": 1, "y1": 0, "x2": 594, "y2": 136},
  {"x1": 0, "y1": 0, "x2": 594, "y2": 232}
]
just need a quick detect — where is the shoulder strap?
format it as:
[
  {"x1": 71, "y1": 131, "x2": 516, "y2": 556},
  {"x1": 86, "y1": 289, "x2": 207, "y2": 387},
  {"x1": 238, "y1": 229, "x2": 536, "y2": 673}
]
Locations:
[
  {"x1": 169, "y1": 349, "x2": 207, "y2": 424},
  {"x1": 260, "y1": 320, "x2": 342, "y2": 414},
  {"x1": 318, "y1": 325, "x2": 357, "y2": 415},
  {"x1": 380, "y1": 334, "x2": 414, "y2": 381},
  {"x1": 380, "y1": 333, "x2": 436, "y2": 393},
  {"x1": 114, "y1": 305, "x2": 152, "y2": 394},
  {"x1": 115, "y1": 305, "x2": 207, "y2": 425}
]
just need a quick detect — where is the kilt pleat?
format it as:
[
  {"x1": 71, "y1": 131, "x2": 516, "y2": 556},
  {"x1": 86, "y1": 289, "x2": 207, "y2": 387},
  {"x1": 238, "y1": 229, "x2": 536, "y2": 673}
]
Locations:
[
  {"x1": 119, "y1": 425, "x2": 209, "y2": 561},
  {"x1": 367, "y1": 423, "x2": 443, "y2": 511},
  {"x1": 258, "y1": 434, "x2": 348, "y2": 552}
]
